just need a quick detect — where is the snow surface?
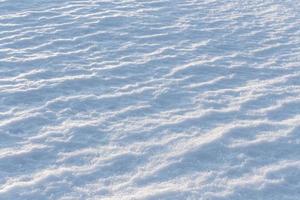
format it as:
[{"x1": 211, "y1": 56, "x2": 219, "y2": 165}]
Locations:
[{"x1": 0, "y1": 0, "x2": 300, "y2": 199}]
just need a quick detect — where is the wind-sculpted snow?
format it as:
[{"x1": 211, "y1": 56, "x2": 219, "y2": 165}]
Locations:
[{"x1": 0, "y1": 0, "x2": 300, "y2": 199}]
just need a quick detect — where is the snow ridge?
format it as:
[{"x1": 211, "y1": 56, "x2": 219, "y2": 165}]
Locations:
[{"x1": 0, "y1": 0, "x2": 300, "y2": 199}]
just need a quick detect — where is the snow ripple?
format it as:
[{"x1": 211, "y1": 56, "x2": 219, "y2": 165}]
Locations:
[{"x1": 0, "y1": 0, "x2": 300, "y2": 199}]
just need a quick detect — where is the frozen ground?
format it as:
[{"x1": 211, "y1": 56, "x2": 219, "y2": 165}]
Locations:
[{"x1": 0, "y1": 0, "x2": 300, "y2": 199}]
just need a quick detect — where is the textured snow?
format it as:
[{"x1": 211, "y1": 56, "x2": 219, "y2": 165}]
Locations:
[{"x1": 0, "y1": 0, "x2": 300, "y2": 199}]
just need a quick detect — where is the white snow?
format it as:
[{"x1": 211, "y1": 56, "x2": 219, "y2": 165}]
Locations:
[{"x1": 0, "y1": 0, "x2": 300, "y2": 199}]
